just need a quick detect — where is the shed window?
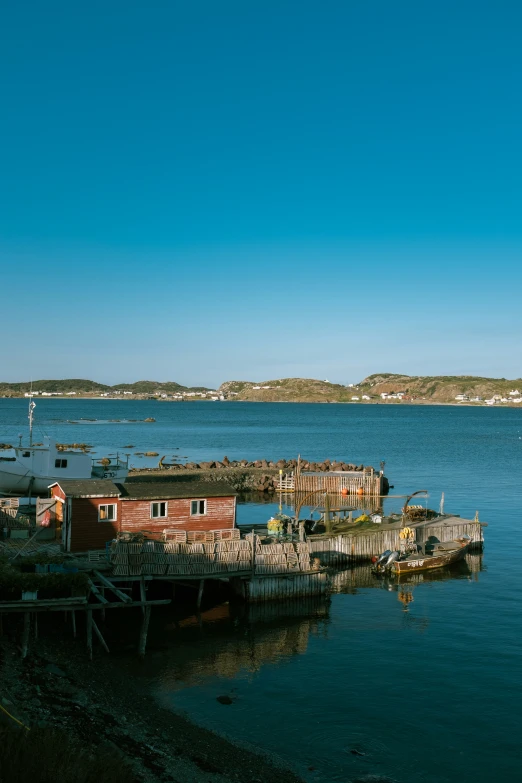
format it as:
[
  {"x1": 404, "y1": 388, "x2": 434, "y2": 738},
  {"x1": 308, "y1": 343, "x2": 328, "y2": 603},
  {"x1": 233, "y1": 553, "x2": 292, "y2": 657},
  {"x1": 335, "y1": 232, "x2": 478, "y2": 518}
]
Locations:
[
  {"x1": 55, "y1": 459, "x2": 68, "y2": 469},
  {"x1": 151, "y1": 501, "x2": 167, "y2": 518},
  {"x1": 99, "y1": 504, "x2": 117, "y2": 522},
  {"x1": 190, "y1": 499, "x2": 207, "y2": 516},
  {"x1": 22, "y1": 451, "x2": 31, "y2": 458}
]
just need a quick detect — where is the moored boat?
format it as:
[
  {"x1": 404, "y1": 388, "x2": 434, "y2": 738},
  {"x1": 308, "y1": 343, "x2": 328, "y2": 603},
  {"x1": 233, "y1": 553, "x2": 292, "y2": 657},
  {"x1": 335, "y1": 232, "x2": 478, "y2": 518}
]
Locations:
[
  {"x1": 0, "y1": 398, "x2": 128, "y2": 495},
  {"x1": 372, "y1": 535, "x2": 471, "y2": 576}
]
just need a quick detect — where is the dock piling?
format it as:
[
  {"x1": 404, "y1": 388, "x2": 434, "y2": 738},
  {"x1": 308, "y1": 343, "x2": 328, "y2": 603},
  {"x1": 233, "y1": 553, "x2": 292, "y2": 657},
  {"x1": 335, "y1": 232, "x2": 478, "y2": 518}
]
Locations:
[
  {"x1": 196, "y1": 579, "x2": 205, "y2": 610},
  {"x1": 92, "y1": 617, "x2": 110, "y2": 653},
  {"x1": 21, "y1": 612, "x2": 30, "y2": 659},
  {"x1": 138, "y1": 605, "x2": 151, "y2": 658},
  {"x1": 86, "y1": 609, "x2": 93, "y2": 660}
]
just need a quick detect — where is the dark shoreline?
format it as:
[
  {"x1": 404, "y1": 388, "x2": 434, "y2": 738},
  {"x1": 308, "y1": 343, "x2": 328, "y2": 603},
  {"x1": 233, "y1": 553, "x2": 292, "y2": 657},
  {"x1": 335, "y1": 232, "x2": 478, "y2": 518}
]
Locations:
[{"x1": 0, "y1": 629, "x2": 304, "y2": 783}]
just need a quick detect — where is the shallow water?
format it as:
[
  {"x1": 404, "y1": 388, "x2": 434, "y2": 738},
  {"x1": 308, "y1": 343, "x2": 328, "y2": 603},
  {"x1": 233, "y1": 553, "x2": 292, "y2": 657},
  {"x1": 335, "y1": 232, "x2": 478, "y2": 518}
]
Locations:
[{"x1": 1, "y1": 399, "x2": 522, "y2": 781}]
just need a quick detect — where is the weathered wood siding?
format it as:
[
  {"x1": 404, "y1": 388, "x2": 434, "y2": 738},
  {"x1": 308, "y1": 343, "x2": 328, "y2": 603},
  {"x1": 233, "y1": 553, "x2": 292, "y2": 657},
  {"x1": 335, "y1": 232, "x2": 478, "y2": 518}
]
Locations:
[
  {"x1": 120, "y1": 496, "x2": 236, "y2": 535},
  {"x1": 244, "y1": 572, "x2": 329, "y2": 602},
  {"x1": 69, "y1": 498, "x2": 121, "y2": 552},
  {"x1": 295, "y1": 470, "x2": 383, "y2": 496},
  {"x1": 310, "y1": 521, "x2": 484, "y2": 565}
]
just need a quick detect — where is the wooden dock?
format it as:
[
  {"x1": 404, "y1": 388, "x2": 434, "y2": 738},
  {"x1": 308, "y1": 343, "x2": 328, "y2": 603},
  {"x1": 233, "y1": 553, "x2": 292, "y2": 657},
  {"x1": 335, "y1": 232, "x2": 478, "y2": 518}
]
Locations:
[{"x1": 308, "y1": 515, "x2": 485, "y2": 565}]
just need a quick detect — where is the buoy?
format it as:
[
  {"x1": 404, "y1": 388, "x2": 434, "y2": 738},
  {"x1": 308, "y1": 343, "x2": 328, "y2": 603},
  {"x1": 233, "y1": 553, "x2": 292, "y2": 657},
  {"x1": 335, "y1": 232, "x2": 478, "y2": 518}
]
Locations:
[
  {"x1": 356, "y1": 487, "x2": 364, "y2": 496},
  {"x1": 341, "y1": 487, "x2": 349, "y2": 496}
]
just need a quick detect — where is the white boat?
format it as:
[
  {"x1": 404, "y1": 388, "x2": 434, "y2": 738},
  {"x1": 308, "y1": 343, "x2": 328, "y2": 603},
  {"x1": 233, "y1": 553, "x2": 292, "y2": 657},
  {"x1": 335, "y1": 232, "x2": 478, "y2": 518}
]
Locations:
[{"x1": 0, "y1": 398, "x2": 128, "y2": 495}]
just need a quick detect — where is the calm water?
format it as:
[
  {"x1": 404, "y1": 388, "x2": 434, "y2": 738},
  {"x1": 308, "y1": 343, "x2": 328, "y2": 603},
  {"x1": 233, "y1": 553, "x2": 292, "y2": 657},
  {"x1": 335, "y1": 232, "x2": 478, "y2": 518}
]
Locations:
[{"x1": 2, "y1": 399, "x2": 522, "y2": 782}]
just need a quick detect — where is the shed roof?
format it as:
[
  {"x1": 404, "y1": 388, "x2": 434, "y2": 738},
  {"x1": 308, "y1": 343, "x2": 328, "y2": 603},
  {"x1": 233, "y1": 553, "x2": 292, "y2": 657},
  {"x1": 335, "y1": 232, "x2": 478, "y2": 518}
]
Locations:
[
  {"x1": 49, "y1": 479, "x2": 121, "y2": 498},
  {"x1": 117, "y1": 480, "x2": 237, "y2": 500}
]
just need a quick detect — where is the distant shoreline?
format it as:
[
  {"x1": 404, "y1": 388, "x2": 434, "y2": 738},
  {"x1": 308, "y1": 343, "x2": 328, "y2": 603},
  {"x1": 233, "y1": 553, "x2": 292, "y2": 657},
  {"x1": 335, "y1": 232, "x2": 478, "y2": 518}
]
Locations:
[{"x1": 0, "y1": 396, "x2": 520, "y2": 409}]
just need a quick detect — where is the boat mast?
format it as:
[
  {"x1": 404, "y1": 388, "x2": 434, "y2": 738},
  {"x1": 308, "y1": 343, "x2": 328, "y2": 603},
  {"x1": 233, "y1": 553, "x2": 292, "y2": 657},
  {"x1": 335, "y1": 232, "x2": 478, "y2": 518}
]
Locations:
[{"x1": 28, "y1": 396, "x2": 36, "y2": 446}]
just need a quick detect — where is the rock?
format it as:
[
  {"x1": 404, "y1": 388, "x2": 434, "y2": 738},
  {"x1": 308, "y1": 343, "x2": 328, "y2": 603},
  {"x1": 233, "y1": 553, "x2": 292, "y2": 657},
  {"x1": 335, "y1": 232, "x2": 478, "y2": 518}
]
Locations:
[
  {"x1": 216, "y1": 695, "x2": 233, "y2": 705},
  {"x1": 144, "y1": 418, "x2": 156, "y2": 422},
  {"x1": 276, "y1": 460, "x2": 286, "y2": 469},
  {"x1": 222, "y1": 456, "x2": 230, "y2": 466},
  {"x1": 144, "y1": 452, "x2": 159, "y2": 457}
]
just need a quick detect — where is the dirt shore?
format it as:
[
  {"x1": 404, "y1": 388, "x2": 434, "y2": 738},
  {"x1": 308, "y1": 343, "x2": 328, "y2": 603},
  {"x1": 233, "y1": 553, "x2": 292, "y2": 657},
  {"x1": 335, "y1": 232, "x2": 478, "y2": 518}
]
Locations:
[{"x1": 0, "y1": 630, "x2": 304, "y2": 783}]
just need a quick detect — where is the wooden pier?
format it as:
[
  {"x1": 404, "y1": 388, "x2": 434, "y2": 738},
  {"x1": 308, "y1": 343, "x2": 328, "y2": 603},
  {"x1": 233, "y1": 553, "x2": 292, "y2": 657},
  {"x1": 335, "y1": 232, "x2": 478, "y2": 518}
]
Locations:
[
  {"x1": 308, "y1": 515, "x2": 485, "y2": 565},
  {"x1": 107, "y1": 529, "x2": 327, "y2": 603}
]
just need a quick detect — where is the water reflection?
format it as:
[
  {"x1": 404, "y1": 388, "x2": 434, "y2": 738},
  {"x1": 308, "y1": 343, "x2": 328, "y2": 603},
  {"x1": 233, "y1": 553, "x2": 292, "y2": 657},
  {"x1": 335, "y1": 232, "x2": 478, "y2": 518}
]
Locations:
[
  {"x1": 329, "y1": 552, "x2": 484, "y2": 595},
  {"x1": 149, "y1": 595, "x2": 331, "y2": 688}
]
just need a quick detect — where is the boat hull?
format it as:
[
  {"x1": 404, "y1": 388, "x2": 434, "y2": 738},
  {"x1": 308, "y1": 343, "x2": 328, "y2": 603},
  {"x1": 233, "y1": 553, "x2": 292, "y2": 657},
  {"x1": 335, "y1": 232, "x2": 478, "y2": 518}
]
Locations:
[
  {"x1": 0, "y1": 466, "x2": 128, "y2": 495},
  {"x1": 391, "y1": 545, "x2": 468, "y2": 574}
]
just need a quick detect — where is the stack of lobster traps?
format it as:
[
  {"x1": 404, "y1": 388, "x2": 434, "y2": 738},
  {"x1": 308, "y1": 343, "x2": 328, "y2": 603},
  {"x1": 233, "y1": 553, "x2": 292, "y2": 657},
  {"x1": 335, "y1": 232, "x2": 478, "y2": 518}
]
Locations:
[
  {"x1": 109, "y1": 529, "x2": 315, "y2": 578},
  {"x1": 253, "y1": 540, "x2": 312, "y2": 575},
  {"x1": 109, "y1": 528, "x2": 252, "y2": 577}
]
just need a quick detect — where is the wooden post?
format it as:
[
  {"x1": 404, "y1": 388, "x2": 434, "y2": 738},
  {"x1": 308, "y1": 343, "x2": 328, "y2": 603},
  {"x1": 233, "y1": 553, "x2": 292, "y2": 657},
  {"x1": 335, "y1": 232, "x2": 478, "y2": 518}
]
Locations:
[
  {"x1": 138, "y1": 605, "x2": 151, "y2": 658},
  {"x1": 92, "y1": 617, "x2": 110, "y2": 653},
  {"x1": 299, "y1": 521, "x2": 305, "y2": 542},
  {"x1": 22, "y1": 612, "x2": 30, "y2": 659},
  {"x1": 33, "y1": 612, "x2": 38, "y2": 640},
  {"x1": 86, "y1": 609, "x2": 93, "y2": 660},
  {"x1": 140, "y1": 578, "x2": 146, "y2": 616},
  {"x1": 251, "y1": 533, "x2": 256, "y2": 576},
  {"x1": 71, "y1": 610, "x2": 77, "y2": 638},
  {"x1": 196, "y1": 579, "x2": 205, "y2": 610}
]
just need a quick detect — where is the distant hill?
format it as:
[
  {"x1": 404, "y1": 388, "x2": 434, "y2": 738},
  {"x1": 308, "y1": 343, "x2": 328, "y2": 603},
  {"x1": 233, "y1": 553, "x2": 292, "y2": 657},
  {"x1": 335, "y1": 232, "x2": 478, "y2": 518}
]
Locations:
[
  {"x1": 219, "y1": 374, "x2": 522, "y2": 403},
  {"x1": 219, "y1": 378, "x2": 352, "y2": 402},
  {"x1": 358, "y1": 373, "x2": 522, "y2": 401},
  {"x1": 0, "y1": 379, "x2": 110, "y2": 393},
  {"x1": 1, "y1": 375, "x2": 521, "y2": 403},
  {"x1": 0, "y1": 379, "x2": 213, "y2": 395},
  {"x1": 113, "y1": 380, "x2": 212, "y2": 394}
]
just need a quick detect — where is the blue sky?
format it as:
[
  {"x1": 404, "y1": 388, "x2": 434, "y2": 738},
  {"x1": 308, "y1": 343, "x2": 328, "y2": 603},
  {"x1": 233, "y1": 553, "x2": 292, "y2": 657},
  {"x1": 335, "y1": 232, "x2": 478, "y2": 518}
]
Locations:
[{"x1": 1, "y1": 1, "x2": 521, "y2": 387}]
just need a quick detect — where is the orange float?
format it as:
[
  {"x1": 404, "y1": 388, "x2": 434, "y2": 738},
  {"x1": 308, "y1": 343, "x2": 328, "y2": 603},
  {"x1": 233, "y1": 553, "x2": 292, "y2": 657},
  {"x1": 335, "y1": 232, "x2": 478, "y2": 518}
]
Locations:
[
  {"x1": 356, "y1": 487, "x2": 365, "y2": 496},
  {"x1": 341, "y1": 487, "x2": 349, "y2": 496}
]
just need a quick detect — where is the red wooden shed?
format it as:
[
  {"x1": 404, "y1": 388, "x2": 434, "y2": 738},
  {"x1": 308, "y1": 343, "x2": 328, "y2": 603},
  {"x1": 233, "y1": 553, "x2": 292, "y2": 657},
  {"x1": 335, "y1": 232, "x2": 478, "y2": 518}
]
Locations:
[{"x1": 49, "y1": 478, "x2": 237, "y2": 552}]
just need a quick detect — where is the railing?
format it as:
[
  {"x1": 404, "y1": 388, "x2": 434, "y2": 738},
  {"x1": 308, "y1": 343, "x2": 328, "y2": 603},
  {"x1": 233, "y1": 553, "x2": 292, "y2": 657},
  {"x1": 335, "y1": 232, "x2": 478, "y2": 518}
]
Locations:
[{"x1": 276, "y1": 473, "x2": 295, "y2": 491}]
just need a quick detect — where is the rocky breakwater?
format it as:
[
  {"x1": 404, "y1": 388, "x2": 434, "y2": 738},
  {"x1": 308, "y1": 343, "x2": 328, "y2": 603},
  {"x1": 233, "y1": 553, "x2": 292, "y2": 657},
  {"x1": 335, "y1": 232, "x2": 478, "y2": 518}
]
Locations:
[{"x1": 130, "y1": 457, "x2": 381, "y2": 493}]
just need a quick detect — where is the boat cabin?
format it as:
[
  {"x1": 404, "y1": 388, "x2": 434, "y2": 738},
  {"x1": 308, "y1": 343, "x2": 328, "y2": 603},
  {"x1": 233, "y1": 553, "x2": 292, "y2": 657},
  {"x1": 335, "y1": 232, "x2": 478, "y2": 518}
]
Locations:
[
  {"x1": 49, "y1": 478, "x2": 238, "y2": 552},
  {"x1": 0, "y1": 437, "x2": 128, "y2": 495}
]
